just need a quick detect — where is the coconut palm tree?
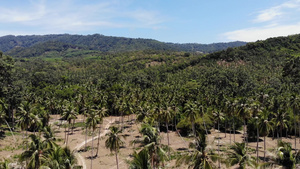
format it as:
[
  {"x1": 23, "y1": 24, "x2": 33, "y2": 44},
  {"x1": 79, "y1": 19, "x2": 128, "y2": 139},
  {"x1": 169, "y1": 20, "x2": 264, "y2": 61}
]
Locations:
[
  {"x1": 17, "y1": 102, "x2": 33, "y2": 138},
  {"x1": 226, "y1": 142, "x2": 256, "y2": 169},
  {"x1": 271, "y1": 110, "x2": 289, "y2": 140},
  {"x1": 160, "y1": 105, "x2": 173, "y2": 158},
  {"x1": 19, "y1": 134, "x2": 46, "y2": 169},
  {"x1": 266, "y1": 140, "x2": 300, "y2": 169},
  {"x1": 86, "y1": 110, "x2": 101, "y2": 169},
  {"x1": 95, "y1": 107, "x2": 107, "y2": 157},
  {"x1": 290, "y1": 94, "x2": 300, "y2": 152},
  {"x1": 176, "y1": 131, "x2": 217, "y2": 169},
  {"x1": 105, "y1": 126, "x2": 125, "y2": 169},
  {"x1": 61, "y1": 103, "x2": 77, "y2": 146},
  {"x1": 43, "y1": 145, "x2": 65, "y2": 169},
  {"x1": 257, "y1": 110, "x2": 273, "y2": 161},
  {"x1": 184, "y1": 101, "x2": 198, "y2": 137},
  {"x1": 43, "y1": 125, "x2": 57, "y2": 149},
  {"x1": 139, "y1": 123, "x2": 168, "y2": 169},
  {"x1": 128, "y1": 149, "x2": 151, "y2": 169}
]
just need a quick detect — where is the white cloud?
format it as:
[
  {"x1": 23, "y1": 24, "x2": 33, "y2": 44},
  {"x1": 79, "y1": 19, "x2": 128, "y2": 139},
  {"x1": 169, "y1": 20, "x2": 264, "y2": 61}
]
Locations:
[
  {"x1": 0, "y1": 0, "x2": 165, "y2": 36},
  {"x1": 223, "y1": 0, "x2": 300, "y2": 42},
  {"x1": 254, "y1": 7, "x2": 282, "y2": 23},
  {"x1": 223, "y1": 23, "x2": 300, "y2": 42},
  {"x1": 253, "y1": 0, "x2": 300, "y2": 23}
]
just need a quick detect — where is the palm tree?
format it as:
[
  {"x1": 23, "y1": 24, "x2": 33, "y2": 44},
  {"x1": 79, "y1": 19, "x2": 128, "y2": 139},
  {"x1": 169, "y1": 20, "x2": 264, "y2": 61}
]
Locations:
[
  {"x1": 61, "y1": 103, "x2": 77, "y2": 146},
  {"x1": 290, "y1": 94, "x2": 300, "y2": 152},
  {"x1": 184, "y1": 101, "x2": 198, "y2": 137},
  {"x1": 86, "y1": 110, "x2": 101, "y2": 169},
  {"x1": 160, "y1": 105, "x2": 173, "y2": 158},
  {"x1": 43, "y1": 125, "x2": 57, "y2": 149},
  {"x1": 139, "y1": 123, "x2": 168, "y2": 169},
  {"x1": 257, "y1": 110, "x2": 273, "y2": 161},
  {"x1": 226, "y1": 142, "x2": 256, "y2": 169},
  {"x1": 271, "y1": 110, "x2": 289, "y2": 140},
  {"x1": 128, "y1": 149, "x2": 151, "y2": 169},
  {"x1": 176, "y1": 132, "x2": 217, "y2": 169},
  {"x1": 17, "y1": 102, "x2": 33, "y2": 139},
  {"x1": 105, "y1": 126, "x2": 125, "y2": 169},
  {"x1": 95, "y1": 107, "x2": 107, "y2": 157},
  {"x1": 211, "y1": 106, "x2": 224, "y2": 168},
  {"x1": 275, "y1": 140, "x2": 299, "y2": 169},
  {"x1": 19, "y1": 134, "x2": 46, "y2": 169},
  {"x1": 43, "y1": 145, "x2": 65, "y2": 169}
]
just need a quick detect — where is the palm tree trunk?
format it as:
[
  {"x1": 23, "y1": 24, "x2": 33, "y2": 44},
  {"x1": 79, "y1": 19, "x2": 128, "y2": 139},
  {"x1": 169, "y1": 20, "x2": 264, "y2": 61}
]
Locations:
[
  {"x1": 203, "y1": 120, "x2": 208, "y2": 135},
  {"x1": 233, "y1": 118, "x2": 235, "y2": 142},
  {"x1": 218, "y1": 118, "x2": 220, "y2": 169},
  {"x1": 85, "y1": 126, "x2": 87, "y2": 150},
  {"x1": 192, "y1": 121, "x2": 195, "y2": 137},
  {"x1": 91, "y1": 130, "x2": 94, "y2": 169},
  {"x1": 96, "y1": 124, "x2": 101, "y2": 157},
  {"x1": 225, "y1": 118, "x2": 227, "y2": 138},
  {"x1": 256, "y1": 121, "x2": 259, "y2": 163},
  {"x1": 116, "y1": 152, "x2": 119, "y2": 169},
  {"x1": 166, "y1": 121, "x2": 170, "y2": 158},
  {"x1": 280, "y1": 125, "x2": 283, "y2": 140},
  {"x1": 72, "y1": 119, "x2": 75, "y2": 134},
  {"x1": 264, "y1": 136, "x2": 266, "y2": 161},
  {"x1": 295, "y1": 117, "x2": 297, "y2": 153},
  {"x1": 64, "y1": 125, "x2": 67, "y2": 144},
  {"x1": 244, "y1": 119, "x2": 246, "y2": 143},
  {"x1": 299, "y1": 122, "x2": 300, "y2": 143}
]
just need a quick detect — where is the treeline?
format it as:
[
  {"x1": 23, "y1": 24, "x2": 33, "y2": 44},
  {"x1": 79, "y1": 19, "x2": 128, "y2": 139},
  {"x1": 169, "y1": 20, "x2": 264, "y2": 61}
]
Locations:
[{"x1": 0, "y1": 34, "x2": 246, "y2": 58}]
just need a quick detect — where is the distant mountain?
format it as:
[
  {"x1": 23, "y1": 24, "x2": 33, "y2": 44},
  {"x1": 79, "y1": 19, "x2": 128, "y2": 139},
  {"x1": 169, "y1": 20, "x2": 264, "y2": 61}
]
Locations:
[{"x1": 0, "y1": 34, "x2": 247, "y2": 57}]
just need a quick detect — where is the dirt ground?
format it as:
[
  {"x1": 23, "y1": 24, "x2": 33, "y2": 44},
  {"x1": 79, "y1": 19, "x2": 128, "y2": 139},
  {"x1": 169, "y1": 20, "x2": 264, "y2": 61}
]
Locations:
[{"x1": 0, "y1": 115, "x2": 298, "y2": 169}]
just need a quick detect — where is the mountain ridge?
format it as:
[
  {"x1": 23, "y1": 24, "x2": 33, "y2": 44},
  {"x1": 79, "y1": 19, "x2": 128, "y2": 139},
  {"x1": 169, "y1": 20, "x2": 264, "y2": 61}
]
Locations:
[{"x1": 0, "y1": 34, "x2": 246, "y2": 57}]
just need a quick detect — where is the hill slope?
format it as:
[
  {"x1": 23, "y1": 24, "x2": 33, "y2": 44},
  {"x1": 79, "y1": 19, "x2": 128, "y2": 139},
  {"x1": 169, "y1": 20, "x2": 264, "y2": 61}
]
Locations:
[{"x1": 0, "y1": 34, "x2": 246, "y2": 57}]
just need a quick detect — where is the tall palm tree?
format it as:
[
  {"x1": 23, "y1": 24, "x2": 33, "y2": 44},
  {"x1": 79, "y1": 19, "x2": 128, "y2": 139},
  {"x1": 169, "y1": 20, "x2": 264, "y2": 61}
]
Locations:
[
  {"x1": 211, "y1": 106, "x2": 224, "y2": 168},
  {"x1": 95, "y1": 107, "x2": 107, "y2": 157},
  {"x1": 271, "y1": 110, "x2": 289, "y2": 140},
  {"x1": 61, "y1": 103, "x2": 77, "y2": 146},
  {"x1": 184, "y1": 101, "x2": 198, "y2": 137},
  {"x1": 258, "y1": 110, "x2": 273, "y2": 161},
  {"x1": 105, "y1": 126, "x2": 125, "y2": 169},
  {"x1": 160, "y1": 105, "x2": 173, "y2": 158},
  {"x1": 290, "y1": 94, "x2": 300, "y2": 152},
  {"x1": 86, "y1": 110, "x2": 101, "y2": 169}
]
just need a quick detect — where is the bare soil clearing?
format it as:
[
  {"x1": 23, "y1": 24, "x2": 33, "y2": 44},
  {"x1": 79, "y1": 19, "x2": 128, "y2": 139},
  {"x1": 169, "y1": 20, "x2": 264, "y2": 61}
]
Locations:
[{"x1": 0, "y1": 116, "x2": 297, "y2": 169}]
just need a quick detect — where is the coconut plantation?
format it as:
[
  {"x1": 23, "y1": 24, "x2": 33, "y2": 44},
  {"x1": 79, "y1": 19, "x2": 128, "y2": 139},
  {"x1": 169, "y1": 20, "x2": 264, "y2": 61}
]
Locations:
[{"x1": 1, "y1": 33, "x2": 300, "y2": 169}]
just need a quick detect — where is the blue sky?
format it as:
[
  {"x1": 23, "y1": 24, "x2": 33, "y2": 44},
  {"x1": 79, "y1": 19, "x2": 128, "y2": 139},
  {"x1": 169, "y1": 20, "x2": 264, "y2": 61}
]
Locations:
[{"x1": 1, "y1": 0, "x2": 300, "y2": 43}]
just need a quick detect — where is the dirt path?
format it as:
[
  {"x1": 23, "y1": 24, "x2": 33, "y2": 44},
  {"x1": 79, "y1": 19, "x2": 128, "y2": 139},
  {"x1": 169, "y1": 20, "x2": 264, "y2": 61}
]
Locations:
[{"x1": 74, "y1": 118, "x2": 116, "y2": 169}]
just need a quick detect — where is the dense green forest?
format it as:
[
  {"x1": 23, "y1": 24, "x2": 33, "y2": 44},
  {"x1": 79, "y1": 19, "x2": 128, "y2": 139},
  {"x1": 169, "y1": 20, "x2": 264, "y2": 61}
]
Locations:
[
  {"x1": 0, "y1": 34, "x2": 246, "y2": 57},
  {"x1": 1, "y1": 34, "x2": 300, "y2": 168}
]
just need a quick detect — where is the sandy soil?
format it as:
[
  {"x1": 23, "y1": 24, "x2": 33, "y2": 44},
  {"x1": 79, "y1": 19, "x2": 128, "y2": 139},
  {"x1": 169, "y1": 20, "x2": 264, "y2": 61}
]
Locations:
[{"x1": 0, "y1": 115, "x2": 298, "y2": 169}]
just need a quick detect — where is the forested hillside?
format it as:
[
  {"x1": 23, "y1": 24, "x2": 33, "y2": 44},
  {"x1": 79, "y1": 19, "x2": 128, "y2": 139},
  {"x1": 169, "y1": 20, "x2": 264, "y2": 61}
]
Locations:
[
  {"x1": 1, "y1": 34, "x2": 300, "y2": 168},
  {"x1": 0, "y1": 34, "x2": 246, "y2": 58}
]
